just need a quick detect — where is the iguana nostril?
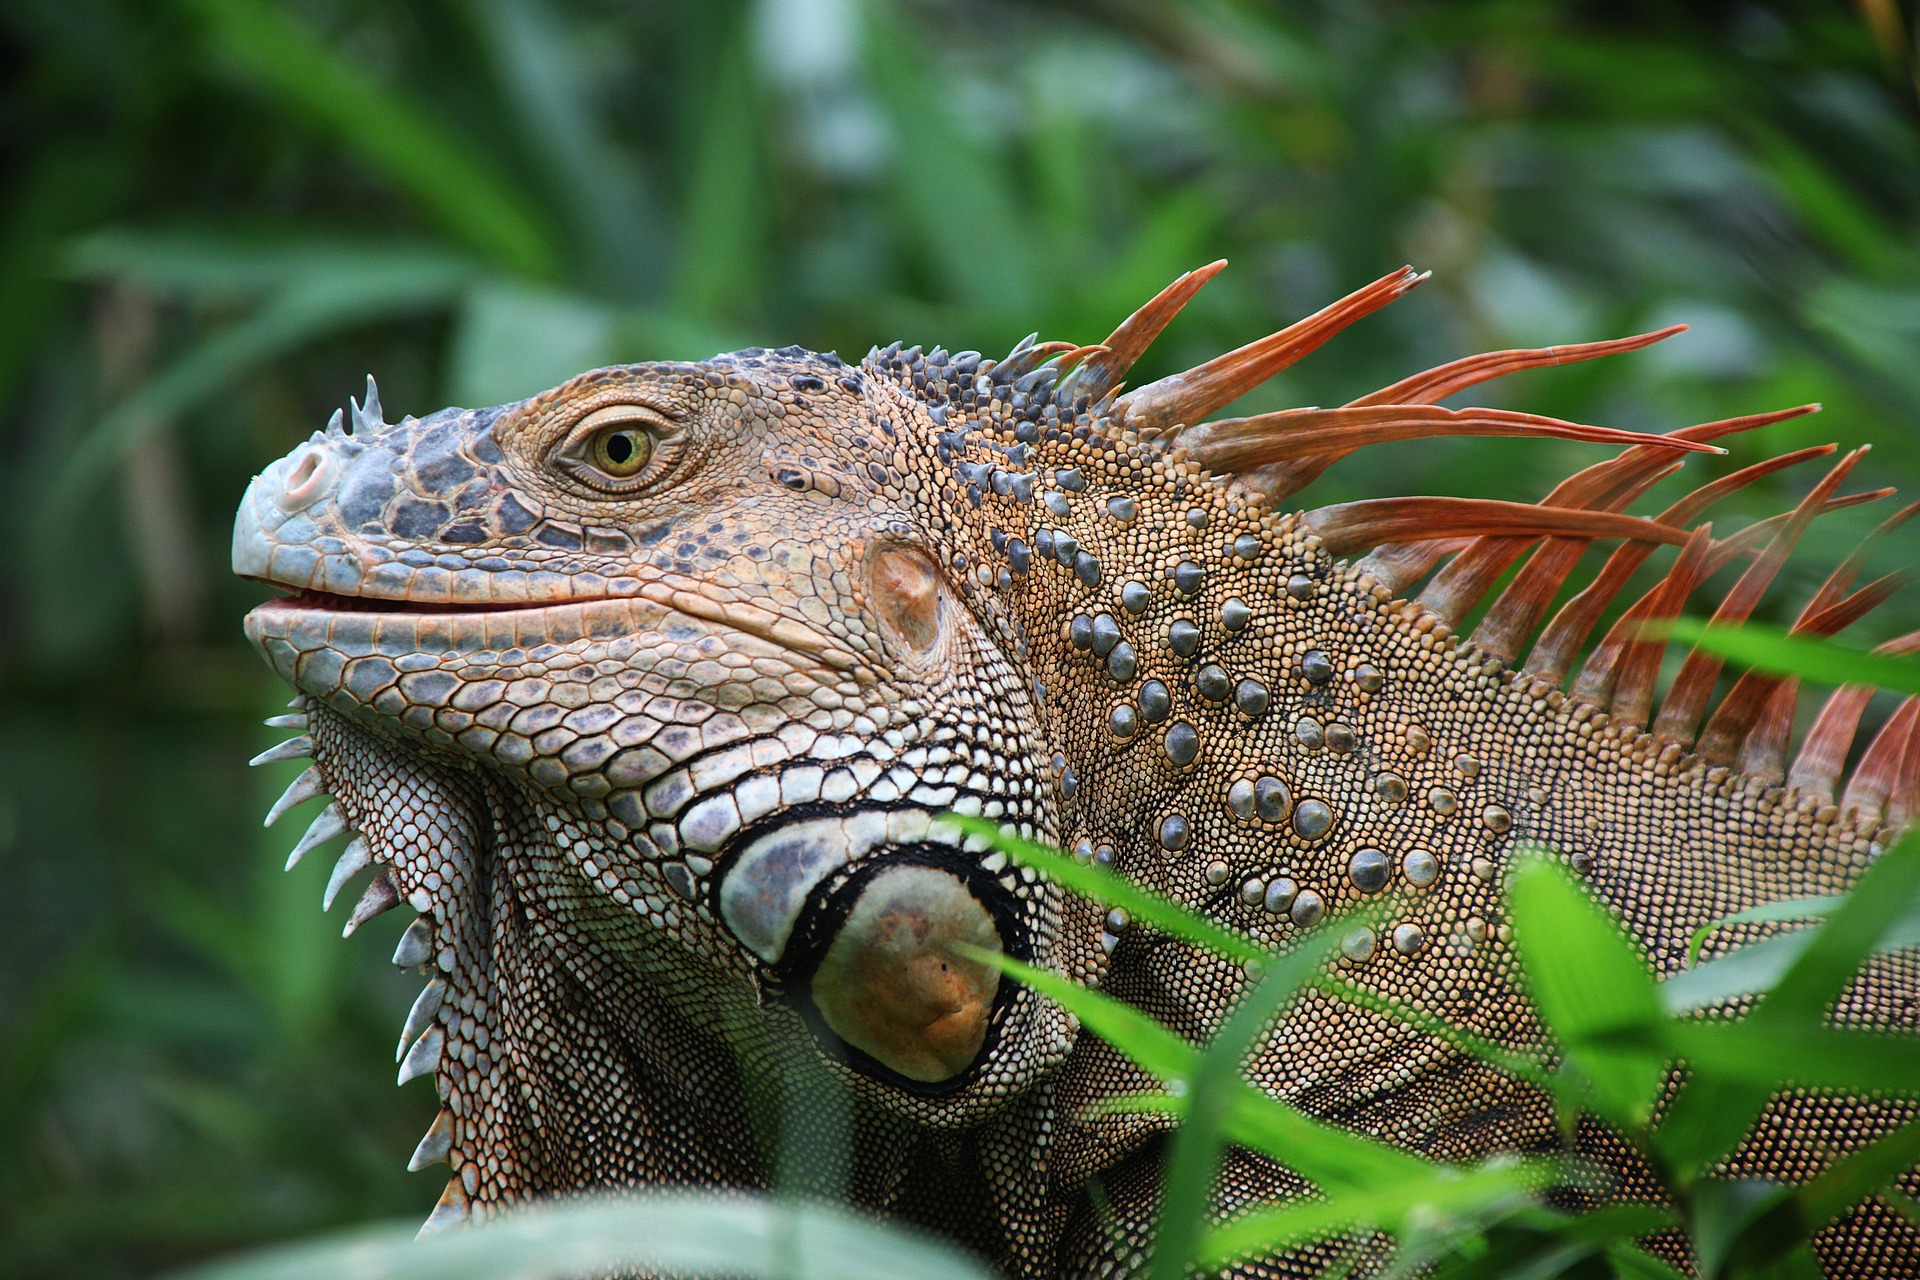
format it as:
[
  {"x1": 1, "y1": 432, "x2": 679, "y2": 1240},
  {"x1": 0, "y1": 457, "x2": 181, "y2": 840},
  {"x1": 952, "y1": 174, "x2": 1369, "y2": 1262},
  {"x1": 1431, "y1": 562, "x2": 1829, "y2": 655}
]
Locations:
[
  {"x1": 810, "y1": 865, "x2": 1001, "y2": 1084},
  {"x1": 277, "y1": 445, "x2": 336, "y2": 512}
]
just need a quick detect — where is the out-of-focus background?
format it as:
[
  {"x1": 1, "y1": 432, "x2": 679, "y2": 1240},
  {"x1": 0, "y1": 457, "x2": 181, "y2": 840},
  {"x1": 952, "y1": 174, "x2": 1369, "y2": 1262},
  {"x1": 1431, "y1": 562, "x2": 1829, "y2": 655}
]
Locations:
[{"x1": 2, "y1": 1, "x2": 1918, "y2": 1274}]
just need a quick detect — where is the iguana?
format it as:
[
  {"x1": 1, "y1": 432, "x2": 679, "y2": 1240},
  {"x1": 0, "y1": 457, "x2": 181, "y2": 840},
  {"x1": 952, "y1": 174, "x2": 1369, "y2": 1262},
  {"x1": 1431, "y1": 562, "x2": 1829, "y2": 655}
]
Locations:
[{"x1": 232, "y1": 262, "x2": 1920, "y2": 1277}]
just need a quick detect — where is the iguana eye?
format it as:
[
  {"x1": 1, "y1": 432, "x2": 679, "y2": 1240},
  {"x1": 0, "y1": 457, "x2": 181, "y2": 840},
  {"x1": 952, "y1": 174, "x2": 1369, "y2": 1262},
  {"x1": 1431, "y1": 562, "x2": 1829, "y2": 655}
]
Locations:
[{"x1": 559, "y1": 403, "x2": 670, "y2": 489}]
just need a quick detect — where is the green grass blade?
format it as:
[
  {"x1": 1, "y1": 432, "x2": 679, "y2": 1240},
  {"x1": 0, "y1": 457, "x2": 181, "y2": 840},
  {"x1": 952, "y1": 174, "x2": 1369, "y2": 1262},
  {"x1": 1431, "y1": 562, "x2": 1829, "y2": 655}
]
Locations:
[
  {"x1": 1656, "y1": 828, "x2": 1920, "y2": 1171},
  {"x1": 1311, "y1": 975, "x2": 1559, "y2": 1091},
  {"x1": 1660, "y1": 619, "x2": 1920, "y2": 696},
  {"x1": 1507, "y1": 851, "x2": 1668, "y2": 1130},
  {"x1": 1794, "y1": 1115, "x2": 1920, "y2": 1228},
  {"x1": 947, "y1": 817, "x2": 1264, "y2": 964},
  {"x1": 1685, "y1": 896, "x2": 1847, "y2": 967},
  {"x1": 1197, "y1": 1159, "x2": 1537, "y2": 1270},
  {"x1": 1688, "y1": 1178, "x2": 1801, "y2": 1280},
  {"x1": 469, "y1": 0, "x2": 659, "y2": 295},
  {"x1": 67, "y1": 232, "x2": 475, "y2": 301},
  {"x1": 670, "y1": 15, "x2": 770, "y2": 323},
  {"x1": 980, "y1": 953, "x2": 1429, "y2": 1192},
  {"x1": 185, "y1": 0, "x2": 560, "y2": 278},
  {"x1": 1750, "y1": 827, "x2": 1920, "y2": 1025},
  {"x1": 860, "y1": 4, "x2": 1036, "y2": 317},
  {"x1": 1100, "y1": 1085, "x2": 1433, "y2": 1195},
  {"x1": 969, "y1": 951, "x2": 1198, "y2": 1082},
  {"x1": 446, "y1": 279, "x2": 615, "y2": 406},
  {"x1": 1149, "y1": 919, "x2": 1357, "y2": 1280},
  {"x1": 1642, "y1": 1022, "x2": 1920, "y2": 1096},
  {"x1": 1664, "y1": 910, "x2": 1920, "y2": 1015}
]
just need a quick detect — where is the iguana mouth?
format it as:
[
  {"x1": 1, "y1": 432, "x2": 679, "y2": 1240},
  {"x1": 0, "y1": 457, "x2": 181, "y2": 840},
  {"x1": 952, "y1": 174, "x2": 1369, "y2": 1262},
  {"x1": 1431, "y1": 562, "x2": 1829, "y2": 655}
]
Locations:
[{"x1": 251, "y1": 587, "x2": 580, "y2": 615}]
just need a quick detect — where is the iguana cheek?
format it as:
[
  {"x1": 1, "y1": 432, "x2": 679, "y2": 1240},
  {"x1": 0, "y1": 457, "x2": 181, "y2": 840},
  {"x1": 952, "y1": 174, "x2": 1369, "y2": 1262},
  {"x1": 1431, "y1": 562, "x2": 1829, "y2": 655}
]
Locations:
[{"x1": 808, "y1": 865, "x2": 1001, "y2": 1084}]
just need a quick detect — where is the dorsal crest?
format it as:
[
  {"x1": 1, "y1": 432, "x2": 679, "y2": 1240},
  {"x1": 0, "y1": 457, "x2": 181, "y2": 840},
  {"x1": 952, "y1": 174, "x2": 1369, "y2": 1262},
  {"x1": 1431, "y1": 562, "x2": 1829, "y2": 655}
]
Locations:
[{"x1": 869, "y1": 262, "x2": 1914, "y2": 827}]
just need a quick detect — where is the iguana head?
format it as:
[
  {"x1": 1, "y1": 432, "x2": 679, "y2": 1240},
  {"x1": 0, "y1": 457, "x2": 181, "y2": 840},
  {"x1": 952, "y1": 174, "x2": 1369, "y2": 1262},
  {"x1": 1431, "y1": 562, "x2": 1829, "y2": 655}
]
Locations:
[{"x1": 235, "y1": 346, "x2": 1082, "y2": 1111}]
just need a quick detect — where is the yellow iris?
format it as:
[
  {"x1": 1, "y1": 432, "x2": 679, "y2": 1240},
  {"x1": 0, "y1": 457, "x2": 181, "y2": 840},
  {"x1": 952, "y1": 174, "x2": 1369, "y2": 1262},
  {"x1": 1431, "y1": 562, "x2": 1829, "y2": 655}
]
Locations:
[{"x1": 591, "y1": 426, "x2": 651, "y2": 478}]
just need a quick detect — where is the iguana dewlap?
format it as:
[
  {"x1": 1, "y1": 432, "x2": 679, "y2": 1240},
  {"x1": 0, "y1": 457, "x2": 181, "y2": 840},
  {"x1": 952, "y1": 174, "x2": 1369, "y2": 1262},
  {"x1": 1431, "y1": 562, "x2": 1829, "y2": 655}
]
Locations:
[{"x1": 232, "y1": 263, "x2": 1920, "y2": 1277}]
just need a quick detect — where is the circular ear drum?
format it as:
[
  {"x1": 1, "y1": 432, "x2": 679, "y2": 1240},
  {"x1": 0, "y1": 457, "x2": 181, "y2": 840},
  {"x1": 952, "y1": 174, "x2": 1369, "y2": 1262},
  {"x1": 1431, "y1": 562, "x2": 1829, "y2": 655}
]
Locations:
[
  {"x1": 867, "y1": 545, "x2": 945, "y2": 656},
  {"x1": 808, "y1": 864, "x2": 1002, "y2": 1084}
]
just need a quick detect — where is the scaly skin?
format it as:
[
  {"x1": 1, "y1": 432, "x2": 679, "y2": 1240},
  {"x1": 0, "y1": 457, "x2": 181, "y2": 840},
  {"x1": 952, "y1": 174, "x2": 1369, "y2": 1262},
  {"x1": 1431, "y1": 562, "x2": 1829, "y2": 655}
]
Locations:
[{"x1": 233, "y1": 278, "x2": 1918, "y2": 1277}]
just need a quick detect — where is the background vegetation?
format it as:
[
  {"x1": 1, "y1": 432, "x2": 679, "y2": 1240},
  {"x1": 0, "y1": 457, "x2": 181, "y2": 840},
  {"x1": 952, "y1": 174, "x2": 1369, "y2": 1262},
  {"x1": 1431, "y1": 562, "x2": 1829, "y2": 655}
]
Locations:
[{"x1": 4, "y1": 1, "x2": 1920, "y2": 1276}]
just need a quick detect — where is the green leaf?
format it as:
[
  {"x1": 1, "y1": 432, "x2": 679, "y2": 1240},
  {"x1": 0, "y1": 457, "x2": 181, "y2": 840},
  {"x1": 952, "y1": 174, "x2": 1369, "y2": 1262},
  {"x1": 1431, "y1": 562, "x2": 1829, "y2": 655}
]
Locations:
[
  {"x1": 1656, "y1": 827, "x2": 1920, "y2": 1172},
  {"x1": 1663, "y1": 910, "x2": 1920, "y2": 1015},
  {"x1": 1752, "y1": 828, "x2": 1920, "y2": 1025},
  {"x1": 1506, "y1": 851, "x2": 1668, "y2": 1130},
  {"x1": 1685, "y1": 896, "x2": 1846, "y2": 967},
  {"x1": 67, "y1": 232, "x2": 476, "y2": 302},
  {"x1": 670, "y1": 16, "x2": 770, "y2": 323},
  {"x1": 1312, "y1": 974, "x2": 1559, "y2": 1091},
  {"x1": 1688, "y1": 1178, "x2": 1801, "y2": 1280},
  {"x1": 166, "y1": 1192, "x2": 992, "y2": 1280},
  {"x1": 946, "y1": 817, "x2": 1265, "y2": 964},
  {"x1": 970, "y1": 951, "x2": 1199, "y2": 1083},
  {"x1": 1197, "y1": 1159, "x2": 1536, "y2": 1270},
  {"x1": 1659, "y1": 619, "x2": 1920, "y2": 697},
  {"x1": 1106, "y1": 1087, "x2": 1467, "y2": 1214},
  {"x1": 468, "y1": 0, "x2": 659, "y2": 296},
  {"x1": 1795, "y1": 1115, "x2": 1920, "y2": 1228},
  {"x1": 978, "y1": 955, "x2": 1426, "y2": 1193},
  {"x1": 860, "y1": 4, "x2": 1037, "y2": 317},
  {"x1": 1605, "y1": 1243, "x2": 1695, "y2": 1280},
  {"x1": 185, "y1": 0, "x2": 560, "y2": 278},
  {"x1": 46, "y1": 252, "x2": 475, "y2": 517},
  {"x1": 1149, "y1": 917, "x2": 1355, "y2": 1280},
  {"x1": 447, "y1": 279, "x2": 616, "y2": 407},
  {"x1": 1637, "y1": 1021, "x2": 1920, "y2": 1097}
]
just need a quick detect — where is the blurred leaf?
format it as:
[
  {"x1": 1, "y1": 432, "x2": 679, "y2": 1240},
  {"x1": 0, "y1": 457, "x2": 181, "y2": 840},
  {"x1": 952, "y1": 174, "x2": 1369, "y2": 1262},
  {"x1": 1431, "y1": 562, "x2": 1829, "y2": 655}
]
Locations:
[
  {"x1": 970, "y1": 950, "x2": 1197, "y2": 1082},
  {"x1": 1414, "y1": 1204, "x2": 1682, "y2": 1280},
  {"x1": 949, "y1": 816, "x2": 1264, "y2": 964},
  {"x1": 1664, "y1": 910, "x2": 1920, "y2": 1015},
  {"x1": 1660, "y1": 620, "x2": 1920, "y2": 697},
  {"x1": 1657, "y1": 827, "x2": 1920, "y2": 1173},
  {"x1": 977, "y1": 952, "x2": 1427, "y2": 1193},
  {"x1": 447, "y1": 278, "x2": 616, "y2": 406},
  {"x1": 1685, "y1": 896, "x2": 1846, "y2": 967},
  {"x1": 860, "y1": 3, "x2": 1038, "y2": 317},
  {"x1": 1150, "y1": 914, "x2": 1354, "y2": 1280},
  {"x1": 1631, "y1": 1021, "x2": 1920, "y2": 1096},
  {"x1": 185, "y1": 0, "x2": 560, "y2": 277},
  {"x1": 0, "y1": 145, "x2": 121, "y2": 402},
  {"x1": 1795, "y1": 1115, "x2": 1920, "y2": 1228},
  {"x1": 469, "y1": 0, "x2": 660, "y2": 295},
  {"x1": 0, "y1": 931, "x2": 112, "y2": 1143},
  {"x1": 1197, "y1": 1158, "x2": 1535, "y2": 1271},
  {"x1": 47, "y1": 249, "x2": 475, "y2": 516},
  {"x1": 68, "y1": 232, "x2": 476, "y2": 303},
  {"x1": 1312, "y1": 974, "x2": 1557, "y2": 1090},
  {"x1": 1746, "y1": 828, "x2": 1920, "y2": 1026},
  {"x1": 1507, "y1": 851, "x2": 1668, "y2": 1130},
  {"x1": 671, "y1": 16, "x2": 771, "y2": 322},
  {"x1": 1688, "y1": 1178, "x2": 1803, "y2": 1280},
  {"x1": 168, "y1": 1192, "x2": 992, "y2": 1280}
]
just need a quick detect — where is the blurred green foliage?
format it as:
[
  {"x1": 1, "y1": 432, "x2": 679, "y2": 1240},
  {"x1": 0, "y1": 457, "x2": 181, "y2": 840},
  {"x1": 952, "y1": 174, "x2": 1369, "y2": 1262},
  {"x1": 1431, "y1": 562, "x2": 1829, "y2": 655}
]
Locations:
[{"x1": 4, "y1": 0, "x2": 1920, "y2": 1276}]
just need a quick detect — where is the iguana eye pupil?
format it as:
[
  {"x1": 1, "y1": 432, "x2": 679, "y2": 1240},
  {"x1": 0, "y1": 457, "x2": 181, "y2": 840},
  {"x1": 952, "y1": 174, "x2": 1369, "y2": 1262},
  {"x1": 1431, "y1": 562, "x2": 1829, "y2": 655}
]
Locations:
[{"x1": 592, "y1": 427, "x2": 651, "y2": 477}]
